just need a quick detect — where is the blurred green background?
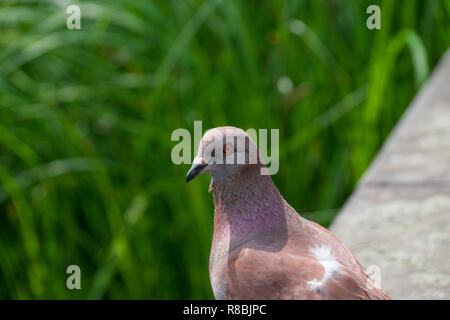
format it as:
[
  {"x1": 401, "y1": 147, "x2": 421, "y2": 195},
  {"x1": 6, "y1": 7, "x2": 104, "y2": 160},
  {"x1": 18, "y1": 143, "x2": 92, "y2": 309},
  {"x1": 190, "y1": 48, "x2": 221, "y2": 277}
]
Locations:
[{"x1": 0, "y1": 0, "x2": 449, "y2": 299}]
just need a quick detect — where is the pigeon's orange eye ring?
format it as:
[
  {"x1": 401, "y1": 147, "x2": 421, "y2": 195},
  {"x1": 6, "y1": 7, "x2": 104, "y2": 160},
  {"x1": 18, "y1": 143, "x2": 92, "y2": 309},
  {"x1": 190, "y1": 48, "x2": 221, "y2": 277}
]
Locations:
[{"x1": 224, "y1": 143, "x2": 233, "y2": 154}]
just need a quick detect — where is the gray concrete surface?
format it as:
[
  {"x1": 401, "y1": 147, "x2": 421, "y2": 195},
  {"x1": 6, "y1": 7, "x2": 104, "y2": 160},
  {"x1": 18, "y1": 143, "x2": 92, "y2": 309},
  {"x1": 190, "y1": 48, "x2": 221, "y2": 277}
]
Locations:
[{"x1": 330, "y1": 50, "x2": 450, "y2": 299}]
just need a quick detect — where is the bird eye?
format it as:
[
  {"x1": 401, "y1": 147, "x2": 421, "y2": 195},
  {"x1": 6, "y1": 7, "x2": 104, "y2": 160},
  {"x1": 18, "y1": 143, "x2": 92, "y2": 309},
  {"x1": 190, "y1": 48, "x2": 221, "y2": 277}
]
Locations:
[{"x1": 223, "y1": 143, "x2": 233, "y2": 154}]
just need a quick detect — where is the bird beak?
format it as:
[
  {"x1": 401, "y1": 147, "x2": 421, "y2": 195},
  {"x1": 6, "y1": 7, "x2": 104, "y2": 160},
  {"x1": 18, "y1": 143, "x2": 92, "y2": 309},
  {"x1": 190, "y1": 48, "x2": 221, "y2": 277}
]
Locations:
[{"x1": 186, "y1": 157, "x2": 207, "y2": 183}]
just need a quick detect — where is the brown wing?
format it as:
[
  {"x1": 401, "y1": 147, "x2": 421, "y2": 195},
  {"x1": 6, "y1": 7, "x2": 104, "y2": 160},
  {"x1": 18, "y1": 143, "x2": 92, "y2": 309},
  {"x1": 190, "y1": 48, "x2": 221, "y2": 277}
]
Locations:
[{"x1": 217, "y1": 247, "x2": 389, "y2": 300}]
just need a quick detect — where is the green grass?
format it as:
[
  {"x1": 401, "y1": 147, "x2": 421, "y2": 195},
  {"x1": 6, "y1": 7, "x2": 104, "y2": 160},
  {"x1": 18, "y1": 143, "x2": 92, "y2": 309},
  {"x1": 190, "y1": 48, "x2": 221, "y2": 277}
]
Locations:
[{"x1": 0, "y1": 0, "x2": 449, "y2": 299}]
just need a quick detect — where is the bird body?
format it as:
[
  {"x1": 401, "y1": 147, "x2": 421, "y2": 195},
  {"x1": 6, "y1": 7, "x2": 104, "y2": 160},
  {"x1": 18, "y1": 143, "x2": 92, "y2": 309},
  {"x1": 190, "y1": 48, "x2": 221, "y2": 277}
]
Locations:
[{"x1": 186, "y1": 127, "x2": 390, "y2": 300}]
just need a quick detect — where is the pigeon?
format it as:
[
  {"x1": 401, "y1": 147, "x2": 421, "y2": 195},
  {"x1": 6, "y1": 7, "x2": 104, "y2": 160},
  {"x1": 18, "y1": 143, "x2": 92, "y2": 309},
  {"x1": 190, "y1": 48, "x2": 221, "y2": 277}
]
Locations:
[{"x1": 186, "y1": 126, "x2": 390, "y2": 300}]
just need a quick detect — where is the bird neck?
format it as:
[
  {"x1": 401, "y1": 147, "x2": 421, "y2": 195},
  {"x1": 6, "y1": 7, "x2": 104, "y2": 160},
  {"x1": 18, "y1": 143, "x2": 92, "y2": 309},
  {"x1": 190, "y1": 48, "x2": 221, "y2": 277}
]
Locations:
[{"x1": 211, "y1": 165, "x2": 287, "y2": 249}]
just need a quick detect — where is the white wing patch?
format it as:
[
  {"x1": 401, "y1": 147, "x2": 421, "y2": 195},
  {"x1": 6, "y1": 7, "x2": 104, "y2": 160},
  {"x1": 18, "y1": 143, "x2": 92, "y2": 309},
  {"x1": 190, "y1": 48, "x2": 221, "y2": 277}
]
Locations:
[{"x1": 307, "y1": 245, "x2": 341, "y2": 292}]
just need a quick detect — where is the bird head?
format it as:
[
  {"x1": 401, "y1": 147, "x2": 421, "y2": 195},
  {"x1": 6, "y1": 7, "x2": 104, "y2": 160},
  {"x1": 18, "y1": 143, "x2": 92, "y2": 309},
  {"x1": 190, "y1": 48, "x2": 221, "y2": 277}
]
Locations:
[{"x1": 186, "y1": 126, "x2": 264, "y2": 184}]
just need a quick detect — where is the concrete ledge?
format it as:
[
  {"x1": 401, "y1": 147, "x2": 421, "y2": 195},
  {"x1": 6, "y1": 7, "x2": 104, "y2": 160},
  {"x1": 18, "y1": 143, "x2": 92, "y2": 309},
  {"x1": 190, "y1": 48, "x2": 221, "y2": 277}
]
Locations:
[{"x1": 330, "y1": 50, "x2": 450, "y2": 299}]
